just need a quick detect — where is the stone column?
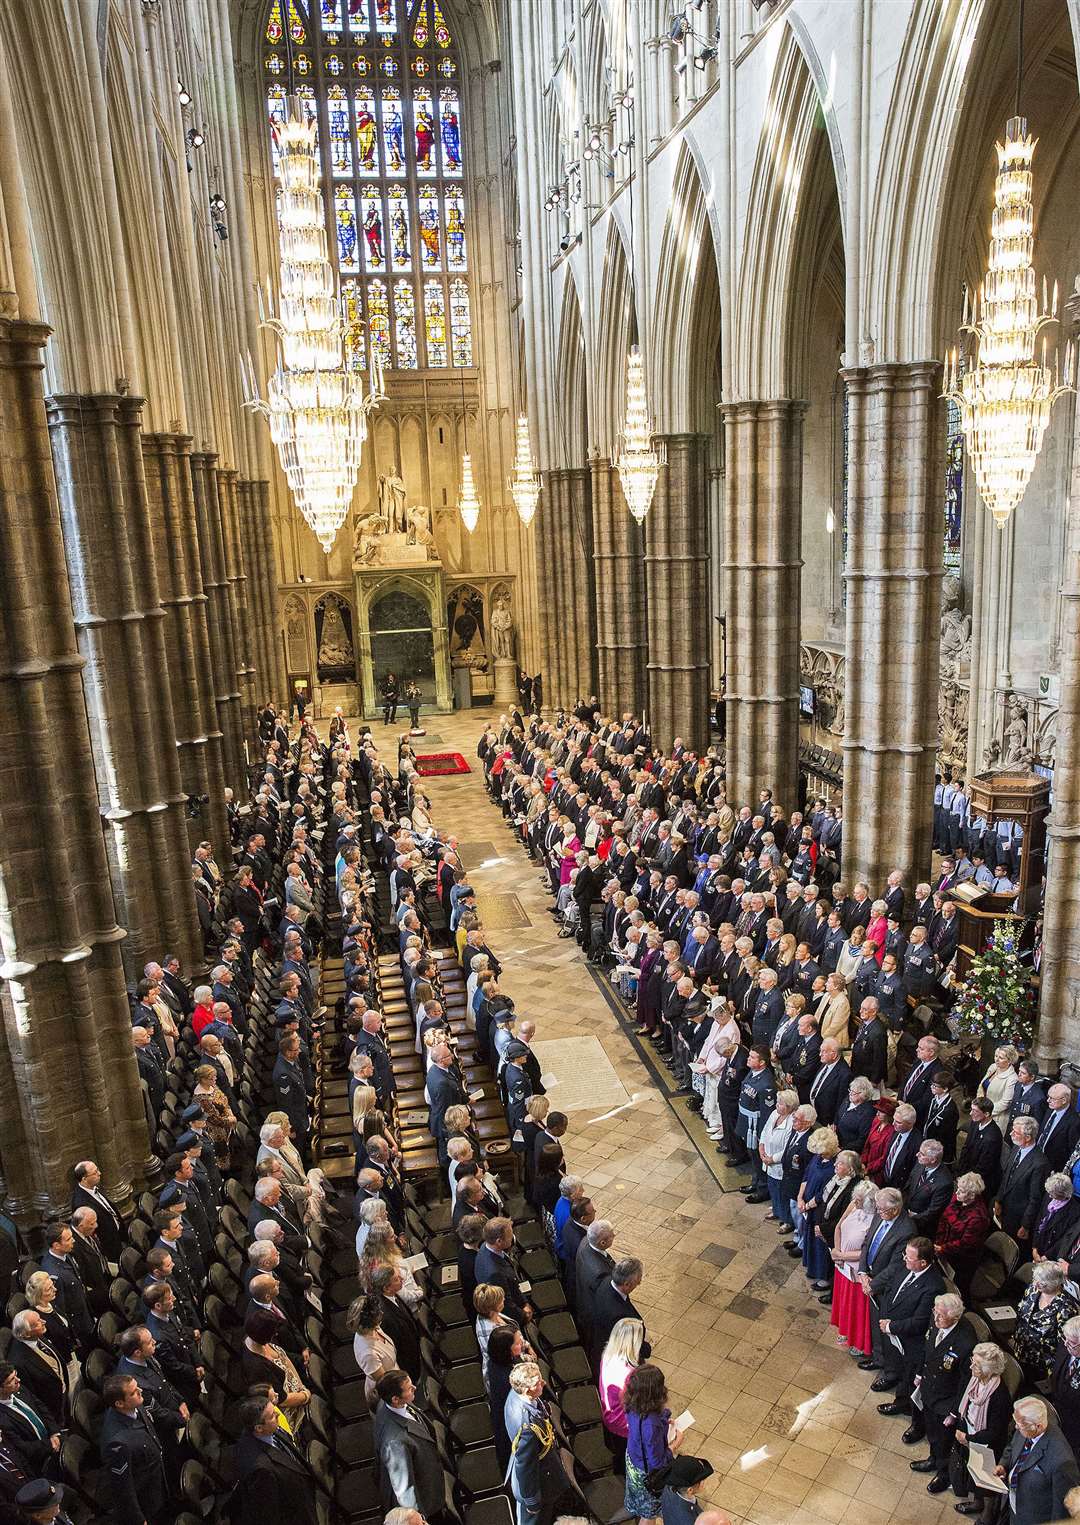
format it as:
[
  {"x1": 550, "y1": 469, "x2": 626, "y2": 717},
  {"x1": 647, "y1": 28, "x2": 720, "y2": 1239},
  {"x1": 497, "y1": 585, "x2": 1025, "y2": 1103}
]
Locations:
[
  {"x1": 646, "y1": 434, "x2": 711, "y2": 752},
  {"x1": 191, "y1": 451, "x2": 244, "y2": 791},
  {"x1": 565, "y1": 466, "x2": 598, "y2": 705},
  {"x1": 591, "y1": 457, "x2": 647, "y2": 716},
  {"x1": 0, "y1": 319, "x2": 153, "y2": 1220},
  {"x1": 721, "y1": 401, "x2": 804, "y2": 808},
  {"x1": 1036, "y1": 330, "x2": 1080, "y2": 1066},
  {"x1": 252, "y1": 478, "x2": 286, "y2": 703},
  {"x1": 46, "y1": 393, "x2": 202, "y2": 976},
  {"x1": 143, "y1": 434, "x2": 229, "y2": 859},
  {"x1": 238, "y1": 479, "x2": 270, "y2": 714},
  {"x1": 218, "y1": 468, "x2": 257, "y2": 753},
  {"x1": 841, "y1": 362, "x2": 943, "y2": 889},
  {"x1": 535, "y1": 472, "x2": 560, "y2": 714},
  {"x1": 545, "y1": 469, "x2": 570, "y2": 708}
]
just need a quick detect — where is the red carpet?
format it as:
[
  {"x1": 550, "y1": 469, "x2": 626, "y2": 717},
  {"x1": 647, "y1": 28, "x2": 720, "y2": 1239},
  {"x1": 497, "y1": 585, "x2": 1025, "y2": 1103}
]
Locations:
[{"x1": 415, "y1": 751, "x2": 471, "y2": 777}]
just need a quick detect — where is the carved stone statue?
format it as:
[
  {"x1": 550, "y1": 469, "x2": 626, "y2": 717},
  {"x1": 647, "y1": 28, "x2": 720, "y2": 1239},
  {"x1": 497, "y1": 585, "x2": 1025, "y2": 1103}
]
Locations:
[
  {"x1": 353, "y1": 507, "x2": 386, "y2": 566},
  {"x1": 938, "y1": 682, "x2": 969, "y2": 771},
  {"x1": 940, "y1": 576, "x2": 971, "y2": 681},
  {"x1": 407, "y1": 503, "x2": 437, "y2": 557},
  {"x1": 1002, "y1": 694, "x2": 1033, "y2": 767},
  {"x1": 378, "y1": 469, "x2": 408, "y2": 534},
  {"x1": 490, "y1": 595, "x2": 515, "y2": 661},
  {"x1": 317, "y1": 598, "x2": 353, "y2": 669}
]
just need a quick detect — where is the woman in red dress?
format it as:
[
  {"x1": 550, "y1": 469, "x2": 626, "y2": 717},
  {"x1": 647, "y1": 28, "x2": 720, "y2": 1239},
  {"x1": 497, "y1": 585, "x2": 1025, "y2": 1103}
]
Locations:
[
  {"x1": 830, "y1": 1178, "x2": 878, "y2": 1353},
  {"x1": 934, "y1": 1170, "x2": 992, "y2": 1298},
  {"x1": 860, "y1": 1095, "x2": 898, "y2": 1184}
]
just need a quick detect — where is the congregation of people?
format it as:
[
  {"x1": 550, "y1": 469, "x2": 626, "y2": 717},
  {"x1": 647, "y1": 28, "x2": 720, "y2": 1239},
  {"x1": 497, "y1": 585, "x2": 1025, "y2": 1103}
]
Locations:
[{"x1": 477, "y1": 701, "x2": 1080, "y2": 1525}]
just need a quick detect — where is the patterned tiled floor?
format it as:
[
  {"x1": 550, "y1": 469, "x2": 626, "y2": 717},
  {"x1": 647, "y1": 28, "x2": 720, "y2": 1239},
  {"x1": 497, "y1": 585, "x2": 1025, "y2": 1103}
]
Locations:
[{"x1": 365, "y1": 707, "x2": 953, "y2": 1525}]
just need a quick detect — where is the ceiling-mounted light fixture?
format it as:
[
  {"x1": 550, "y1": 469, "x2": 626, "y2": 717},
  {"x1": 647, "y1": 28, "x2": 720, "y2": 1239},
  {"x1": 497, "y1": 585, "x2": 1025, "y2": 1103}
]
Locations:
[
  {"x1": 458, "y1": 372, "x2": 480, "y2": 534},
  {"x1": 177, "y1": 79, "x2": 192, "y2": 106},
  {"x1": 509, "y1": 414, "x2": 540, "y2": 528},
  {"x1": 187, "y1": 126, "x2": 205, "y2": 148}
]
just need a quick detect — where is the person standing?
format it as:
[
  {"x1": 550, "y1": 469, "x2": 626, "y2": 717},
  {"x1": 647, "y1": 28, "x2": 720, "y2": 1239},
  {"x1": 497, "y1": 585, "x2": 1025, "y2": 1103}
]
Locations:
[
  {"x1": 382, "y1": 672, "x2": 400, "y2": 726},
  {"x1": 404, "y1": 680, "x2": 422, "y2": 732}
]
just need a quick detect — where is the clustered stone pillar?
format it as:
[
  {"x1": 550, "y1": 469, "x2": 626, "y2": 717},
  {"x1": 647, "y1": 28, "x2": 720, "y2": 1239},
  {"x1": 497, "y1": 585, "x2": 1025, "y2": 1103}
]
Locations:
[
  {"x1": 46, "y1": 392, "x2": 202, "y2": 977},
  {"x1": 721, "y1": 401, "x2": 804, "y2": 809},
  {"x1": 646, "y1": 434, "x2": 711, "y2": 752},
  {"x1": 591, "y1": 457, "x2": 647, "y2": 718},
  {"x1": 238, "y1": 479, "x2": 270, "y2": 712},
  {"x1": 0, "y1": 324, "x2": 157, "y2": 1217},
  {"x1": 191, "y1": 451, "x2": 245, "y2": 792},
  {"x1": 1036, "y1": 352, "x2": 1080, "y2": 1068},
  {"x1": 841, "y1": 362, "x2": 943, "y2": 890},
  {"x1": 217, "y1": 467, "x2": 257, "y2": 753},
  {"x1": 143, "y1": 433, "x2": 230, "y2": 861},
  {"x1": 241, "y1": 477, "x2": 284, "y2": 709},
  {"x1": 536, "y1": 470, "x2": 596, "y2": 711}
]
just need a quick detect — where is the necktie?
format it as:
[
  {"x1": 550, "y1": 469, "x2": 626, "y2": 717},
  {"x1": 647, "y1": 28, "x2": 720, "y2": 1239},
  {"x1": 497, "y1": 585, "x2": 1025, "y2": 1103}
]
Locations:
[
  {"x1": 1009, "y1": 1438, "x2": 1034, "y2": 1484},
  {"x1": 936, "y1": 1328, "x2": 947, "y2": 1345},
  {"x1": 895, "y1": 1272, "x2": 916, "y2": 1298},
  {"x1": 867, "y1": 1220, "x2": 889, "y2": 1266},
  {"x1": 887, "y1": 1134, "x2": 905, "y2": 1173},
  {"x1": 810, "y1": 1066, "x2": 829, "y2": 1101},
  {"x1": 1040, "y1": 1112, "x2": 1060, "y2": 1149},
  {"x1": 904, "y1": 1063, "x2": 926, "y2": 1099},
  {"x1": 10, "y1": 1397, "x2": 46, "y2": 1439}
]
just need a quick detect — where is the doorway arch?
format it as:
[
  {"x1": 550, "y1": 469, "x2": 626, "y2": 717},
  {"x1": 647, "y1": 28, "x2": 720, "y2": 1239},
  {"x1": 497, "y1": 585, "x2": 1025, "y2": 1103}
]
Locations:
[{"x1": 355, "y1": 568, "x2": 452, "y2": 718}]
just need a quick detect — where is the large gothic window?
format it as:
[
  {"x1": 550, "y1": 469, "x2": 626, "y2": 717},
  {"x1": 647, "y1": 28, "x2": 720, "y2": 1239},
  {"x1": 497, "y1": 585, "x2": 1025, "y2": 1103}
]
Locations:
[{"x1": 263, "y1": 0, "x2": 473, "y2": 373}]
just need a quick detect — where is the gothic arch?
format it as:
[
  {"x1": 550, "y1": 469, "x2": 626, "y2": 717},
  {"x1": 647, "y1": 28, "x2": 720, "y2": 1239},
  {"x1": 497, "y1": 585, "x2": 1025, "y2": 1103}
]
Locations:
[
  {"x1": 733, "y1": 24, "x2": 844, "y2": 400},
  {"x1": 652, "y1": 140, "x2": 722, "y2": 434},
  {"x1": 554, "y1": 273, "x2": 587, "y2": 468},
  {"x1": 594, "y1": 215, "x2": 635, "y2": 455}
]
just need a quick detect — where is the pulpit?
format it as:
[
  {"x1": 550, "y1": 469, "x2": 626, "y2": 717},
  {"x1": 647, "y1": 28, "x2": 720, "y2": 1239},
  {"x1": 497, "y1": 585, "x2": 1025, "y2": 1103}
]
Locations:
[{"x1": 950, "y1": 770, "x2": 1048, "y2": 981}]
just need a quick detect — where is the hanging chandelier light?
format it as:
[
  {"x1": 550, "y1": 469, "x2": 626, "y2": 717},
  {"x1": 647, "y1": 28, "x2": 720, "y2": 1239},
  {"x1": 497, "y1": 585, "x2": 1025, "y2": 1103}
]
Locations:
[
  {"x1": 509, "y1": 414, "x2": 540, "y2": 527},
  {"x1": 244, "y1": 95, "x2": 384, "y2": 553},
  {"x1": 943, "y1": 2, "x2": 1073, "y2": 530},
  {"x1": 458, "y1": 375, "x2": 481, "y2": 533},
  {"x1": 615, "y1": 344, "x2": 665, "y2": 524}
]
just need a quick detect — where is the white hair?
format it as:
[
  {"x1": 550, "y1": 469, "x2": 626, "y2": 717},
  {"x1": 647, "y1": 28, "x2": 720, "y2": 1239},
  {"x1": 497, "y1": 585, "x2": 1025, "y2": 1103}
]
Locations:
[{"x1": 254, "y1": 1178, "x2": 279, "y2": 1203}]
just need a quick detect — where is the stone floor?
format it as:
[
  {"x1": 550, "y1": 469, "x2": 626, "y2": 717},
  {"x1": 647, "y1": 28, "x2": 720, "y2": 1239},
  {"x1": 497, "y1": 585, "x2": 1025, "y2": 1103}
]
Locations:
[{"x1": 364, "y1": 707, "x2": 948, "y2": 1525}]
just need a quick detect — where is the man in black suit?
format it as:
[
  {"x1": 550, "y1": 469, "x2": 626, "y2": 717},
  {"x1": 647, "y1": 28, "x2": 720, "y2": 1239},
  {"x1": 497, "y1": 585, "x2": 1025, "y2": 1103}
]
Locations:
[
  {"x1": 997, "y1": 1398, "x2": 1080, "y2": 1525},
  {"x1": 99, "y1": 1372, "x2": 169, "y2": 1525},
  {"x1": 248, "y1": 1180, "x2": 308, "y2": 1260},
  {"x1": 574, "y1": 1220, "x2": 616, "y2": 1347},
  {"x1": 8, "y1": 1313, "x2": 67, "y2": 1432},
  {"x1": 371, "y1": 1264, "x2": 422, "y2": 1384},
  {"x1": 588, "y1": 1257, "x2": 652, "y2": 1368},
  {"x1": 474, "y1": 1218, "x2": 531, "y2": 1328},
  {"x1": 806, "y1": 1041, "x2": 851, "y2": 1127},
  {"x1": 244, "y1": 1274, "x2": 307, "y2": 1364},
  {"x1": 233, "y1": 1390, "x2": 320, "y2": 1518},
  {"x1": 133, "y1": 1026, "x2": 166, "y2": 1124},
  {"x1": 995, "y1": 1116, "x2": 1050, "y2": 1244},
  {"x1": 1049, "y1": 1319, "x2": 1080, "y2": 1457},
  {"x1": 956, "y1": 1097, "x2": 1004, "y2": 1199},
  {"x1": 849, "y1": 998, "x2": 888, "y2": 1091},
  {"x1": 1036, "y1": 1083, "x2": 1080, "y2": 1171},
  {"x1": 426, "y1": 1044, "x2": 468, "y2": 1167},
  {"x1": 921, "y1": 1073, "x2": 960, "y2": 1163},
  {"x1": 39, "y1": 1223, "x2": 92, "y2": 1353},
  {"x1": 857, "y1": 1188, "x2": 915, "y2": 1371},
  {"x1": 0, "y1": 1364, "x2": 59, "y2": 1476},
  {"x1": 1006, "y1": 1059, "x2": 1048, "y2": 1133},
  {"x1": 880, "y1": 1104, "x2": 922, "y2": 1193},
  {"x1": 905, "y1": 1141, "x2": 954, "y2": 1236},
  {"x1": 897, "y1": 1036, "x2": 942, "y2": 1125},
  {"x1": 905, "y1": 1293, "x2": 975, "y2": 1489},
  {"x1": 870, "y1": 1237, "x2": 945, "y2": 1408},
  {"x1": 69, "y1": 1206, "x2": 112, "y2": 1316},
  {"x1": 351, "y1": 1009, "x2": 396, "y2": 1106},
  {"x1": 71, "y1": 1160, "x2": 125, "y2": 1264}
]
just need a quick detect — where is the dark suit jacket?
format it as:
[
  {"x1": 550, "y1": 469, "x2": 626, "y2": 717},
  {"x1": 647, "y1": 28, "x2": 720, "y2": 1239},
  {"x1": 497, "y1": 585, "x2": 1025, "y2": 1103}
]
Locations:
[
  {"x1": 474, "y1": 1245, "x2": 527, "y2": 1328},
  {"x1": 807, "y1": 1059, "x2": 852, "y2": 1126},
  {"x1": 9, "y1": 1341, "x2": 65, "y2": 1430},
  {"x1": 379, "y1": 1295, "x2": 422, "y2": 1384},
  {"x1": 574, "y1": 1243, "x2": 614, "y2": 1334},
  {"x1": 232, "y1": 1431, "x2": 319, "y2": 1525},
  {"x1": 996, "y1": 1145, "x2": 1051, "y2": 1237},
  {"x1": 1050, "y1": 1344, "x2": 1080, "y2": 1455},
  {"x1": 589, "y1": 1279, "x2": 650, "y2": 1362},
  {"x1": 100, "y1": 1406, "x2": 168, "y2": 1525},
  {"x1": 876, "y1": 1263, "x2": 944, "y2": 1356},
  {"x1": 39, "y1": 1251, "x2": 91, "y2": 1344},
  {"x1": 1000, "y1": 1422, "x2": 1080, "y2": 1525},
  {"x1": 956, "y1": 1119, "x2": 1004, "y2": 1199},
  {"x1": 922, "y1": 1097, "x2": 960, "y2": 1162},
  {"x1": 850, "y1": 1019, "x2": 888, "y2": 1085},
  {"x1": 0, "y1": 1396, "x2": 54, "y2": 1475},
  {"x1": 905, "y1": 1164, "x2": 954, "y2": 1236},
  {"x1": 880, "y1": 1129, "x2": 923, "y2": 1193},
  {"x1": 1037, "y1": 1108, "x2": 1080, "y2": 1172},
  {"x1": 897, "y1": 1061, "x2": 937, "y2": 1124},
  {"x1": 858, "y1": 1210, "x2": 916, "y2": 1284},
  {"x1": 1031, "y1": 1194, "x2": 1080, "y2": 1261},
  {"x1": 835, "y1": 1097, "x2": 875, "y2": 1153},
  {"x1": 914, "y1": 1319, "x2": 974, "y2": 1416},
  {"x1": 71, "y1": 1185, "x2": 124, "y2": 1262},
  {"x1": 373, "y1": 1401, "x2": 446, "y2": 1516},
  {"x1": 427, "y1": 1064, "x2": 467, "y2": 1145}
]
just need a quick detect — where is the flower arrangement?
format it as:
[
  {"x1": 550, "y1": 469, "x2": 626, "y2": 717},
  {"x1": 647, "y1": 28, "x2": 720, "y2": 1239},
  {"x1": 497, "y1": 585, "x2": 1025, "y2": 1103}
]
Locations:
[{"x1": 951, "y1": 919, "x2": 1035, "y2": 1047}]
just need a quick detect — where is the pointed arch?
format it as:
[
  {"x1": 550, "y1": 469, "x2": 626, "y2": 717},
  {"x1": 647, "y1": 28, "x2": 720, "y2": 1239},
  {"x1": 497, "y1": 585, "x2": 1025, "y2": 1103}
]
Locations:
[
  {"x1": 553, "y1": 273, "x2": 587, "y2": 468},
  {"x1": 733, "y1": 24, "x2": 843, "y2": 399},
  {"x1": 594, "y1": 215, "x2": 635, "y2": 455},
  {"x1": 652, "y1": 139, "x2": 722, "y2": 434}
]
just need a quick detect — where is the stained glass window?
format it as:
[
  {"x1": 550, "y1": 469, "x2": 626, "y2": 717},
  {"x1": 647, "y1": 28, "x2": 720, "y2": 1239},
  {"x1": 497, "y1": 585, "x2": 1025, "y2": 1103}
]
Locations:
[
  {"x1": 424, "y1": 280, "x2": 447, "y2": 365},
  {"x1": 394, "y1": 278, "x2": 418, "y2": 366},
  {"x1": 262, "y1": 0, "x2": 472, "y2": 368},
  {"x1": 368, "y1": 278, "x2": 391, "y2": 365}
]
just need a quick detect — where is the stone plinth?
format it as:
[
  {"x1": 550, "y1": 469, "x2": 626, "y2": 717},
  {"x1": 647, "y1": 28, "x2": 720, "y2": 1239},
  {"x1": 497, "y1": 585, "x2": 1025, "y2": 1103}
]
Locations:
[{"x1": 493, "y1": 658, "x2": 518, "y2": 705}]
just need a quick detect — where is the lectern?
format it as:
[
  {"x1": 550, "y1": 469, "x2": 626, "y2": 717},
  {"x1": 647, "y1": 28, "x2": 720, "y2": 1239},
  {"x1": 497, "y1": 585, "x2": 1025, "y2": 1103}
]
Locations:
[{"x1": 949, "y1": 770, "x2": 1048, "y2": 981}]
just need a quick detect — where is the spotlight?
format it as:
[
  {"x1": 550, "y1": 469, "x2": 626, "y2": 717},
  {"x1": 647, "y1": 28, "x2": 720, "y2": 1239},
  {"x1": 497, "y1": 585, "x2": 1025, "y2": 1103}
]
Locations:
[
  {"x1": 669, "y1": 11, "x2": 689, "y2": 41},
  {"x1": 209, "y1": 192, "x2": 227, "y2": 213},
  {"x1": 214, "y1": 220, "x2": 229, "y2": 242},
  {"x1": 695, "y1": 44, "x2": 717, "y2": 68},
  {"x1": 187, "y1": 126, "x2": 204, "y2": 148},
  {"x1": 559, "y1": 235, "x2": 571, "y2": 252},
  {"x1": 177, "y1": 79, "x2": 191, "y2": 106}
]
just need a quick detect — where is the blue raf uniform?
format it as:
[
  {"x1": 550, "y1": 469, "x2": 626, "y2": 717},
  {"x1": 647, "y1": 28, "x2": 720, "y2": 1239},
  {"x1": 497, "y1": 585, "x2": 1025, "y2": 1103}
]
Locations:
[
  {"x1": 875, "y1": 967, "x2": 907, "y2": 1031},
  {"x1": 734, "y1": 1068, "x2": 776, "y2": 1187}
]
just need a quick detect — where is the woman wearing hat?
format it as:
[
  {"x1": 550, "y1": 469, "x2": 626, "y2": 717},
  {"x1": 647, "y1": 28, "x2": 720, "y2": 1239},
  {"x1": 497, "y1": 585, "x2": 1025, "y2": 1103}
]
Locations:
[
  {"x1": 860, "y1": 1095, "x2": 898, "y2": 1184},
  {"x1": 660, "y1": 1455, "x2": 715, "y2": 1525}
]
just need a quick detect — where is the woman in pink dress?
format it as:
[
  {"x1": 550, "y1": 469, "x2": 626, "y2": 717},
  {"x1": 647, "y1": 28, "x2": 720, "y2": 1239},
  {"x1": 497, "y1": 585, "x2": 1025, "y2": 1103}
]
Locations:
[
  {"x1": 830, "y1": 1178, "x2": 877, "y2": 1354},
  {"x1": 865, "y1": 900, "x2": 889, "y2": 963},
  {"x1": 598, "y1": 1316, "x2": 644, "y2": 1475}
]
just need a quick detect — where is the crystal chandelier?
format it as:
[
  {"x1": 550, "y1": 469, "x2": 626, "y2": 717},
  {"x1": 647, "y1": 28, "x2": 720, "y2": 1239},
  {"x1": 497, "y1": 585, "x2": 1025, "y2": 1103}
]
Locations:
[
  {"x1": 459, "y1": 451, "x2": 481, "y2": 533},
  {"x1": 944, "y1": 115, "x2": 1074, "y2": 528},
  {"x1": 509, "y1": 414, "x2": 540, "y2": 527},
  {"x1": 615, "y1": 345, "x2": 665, "y2": 524},
  {"x1": 244, "y1": 96, "x2": 384, "y2": 552}
]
